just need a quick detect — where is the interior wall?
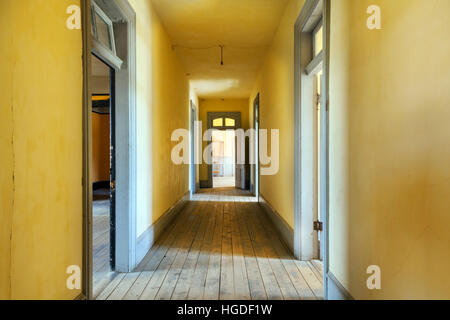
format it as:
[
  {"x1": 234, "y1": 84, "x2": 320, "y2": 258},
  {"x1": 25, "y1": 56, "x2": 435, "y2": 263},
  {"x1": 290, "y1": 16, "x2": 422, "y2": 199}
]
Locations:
[
  {"x1": 249, "y1": 0, "x2": 306, "y2": 228},
  {"x1": 0, "y1": 0, "x2": 14, "y2": 300},
  {"x1": 329, "y1": 0, "x2": 450, "y2": 299},
  {"x1": 198, "y1": 98, "x2": 249, "y2": 183},
  {"x1": 0, "y1": 0, "x2": 83, "y2": 299},
  {"x1": 91, "y1": 75, "x2": 110, "y2": 183},
  {"x1": 91, "y1": 113, "x2": 110, "y2": 182},
  {"x1": 129, "y1": 0, "x2": 191, "y2": 237},
  {"x1": 91, "y1": 76, "x2": 109, "y2": 93}
]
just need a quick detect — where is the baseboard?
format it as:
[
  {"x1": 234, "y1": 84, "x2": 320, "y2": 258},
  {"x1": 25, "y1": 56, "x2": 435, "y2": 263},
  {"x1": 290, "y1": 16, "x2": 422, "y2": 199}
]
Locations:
[
  {"x1": 258, "y1": 194, "x2": 294, "y2": 255},
  {"x1": 199, "y1": 180, "x2": 209, "y2": 188},
  {"x1": 326, "y1": 272, "x2": 354, "y2": 300},
  {"x1": 135, "y1": 191, "x2": 190, "y2": 265}
]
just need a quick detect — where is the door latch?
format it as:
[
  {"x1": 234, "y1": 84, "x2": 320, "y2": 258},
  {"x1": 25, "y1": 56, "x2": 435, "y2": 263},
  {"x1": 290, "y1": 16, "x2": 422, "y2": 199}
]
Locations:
[{"x1": 313, "y1": 221, "x2": 323, "y2": 231}]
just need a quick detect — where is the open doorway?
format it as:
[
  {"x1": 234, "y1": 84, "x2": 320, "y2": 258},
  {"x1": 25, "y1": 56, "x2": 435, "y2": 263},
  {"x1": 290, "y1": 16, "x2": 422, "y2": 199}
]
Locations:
[
  {"x1": 82, "y1": 0, "x2": 137, "y2": 300},
  {"x1": 314, "y1": 69, "x2": 323, "y2": 260},
  {"x1": 206, "y1": 112, "x2": 246, "y2": 189},
  {"x1": 294, "y1": 0, "x2": 329, "y2": 296},
  {"x1": 91, "y1": 54, "x2": 115, "y2": 297},
  {"x1": 252, "y1": 94, "x2": 260, "y2": 199},
  {"x1": 212, "y1": 130, "x2": 236, "y2": 188},
  {"x1": 190, "y1": 101, "x2": 198, "y2": 196}
]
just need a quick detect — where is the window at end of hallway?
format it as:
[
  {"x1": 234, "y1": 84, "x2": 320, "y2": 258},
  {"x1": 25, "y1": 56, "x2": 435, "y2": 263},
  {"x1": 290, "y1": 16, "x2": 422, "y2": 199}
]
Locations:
[
  {"x1": 225, "y1": 118, "x2": 235, "y2": 127},
  {"x1": 213, "y1": 118, "x2": 223, "y2": 127}
]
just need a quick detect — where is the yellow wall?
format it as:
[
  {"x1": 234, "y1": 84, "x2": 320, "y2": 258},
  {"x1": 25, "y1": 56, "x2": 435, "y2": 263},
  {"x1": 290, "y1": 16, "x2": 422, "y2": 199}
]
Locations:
[
  {"x1": 250, "y1": 0, "x2": 450, "y2": 299},
  {"x1": 329, "y1": 0, "x2": 450, "y2": 299},
  {"x1": 198, "y1": 98, "x2": 249, "y2": 182},
  {"x1": 129, "y1": 0, "x2": 191, "y2": 236},
  {"x1": 0, "y1": 0, "x2": 83, "y2": 299},
  {"x1": 249, "y1": 0, "x2": 305, "y2": 228},
  {"x1": 0, "y1": 0, "x2": 14, "y2": 300}
]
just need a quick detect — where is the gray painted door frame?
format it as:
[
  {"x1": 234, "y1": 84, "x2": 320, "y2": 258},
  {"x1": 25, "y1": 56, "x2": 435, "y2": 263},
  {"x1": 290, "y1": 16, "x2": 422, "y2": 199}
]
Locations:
[
  {"x1": 190, "y1": 100, "x2": 197, "y2": 196},
  {"x1": 294, "y1": 0, "x2": 330, "y2": 298},
  {"x1": 82, "y1": 0, "x2": 137, "y2": 299},
  {"x1": 206, "y1": 112, "x2": 242, "y2": 188},
  {"x1": 252, "y1": 94, "x2": 260, "y2": 199}
]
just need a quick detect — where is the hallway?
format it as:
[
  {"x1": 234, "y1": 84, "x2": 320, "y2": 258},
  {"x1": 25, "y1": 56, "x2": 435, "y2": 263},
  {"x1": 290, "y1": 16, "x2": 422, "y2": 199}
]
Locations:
[
  {"x1": 2, "y1": 0, "x2": 449, "y2": 302},
  {"x1": 96, "y1": 188, "x2": 323, "y2": 300}
]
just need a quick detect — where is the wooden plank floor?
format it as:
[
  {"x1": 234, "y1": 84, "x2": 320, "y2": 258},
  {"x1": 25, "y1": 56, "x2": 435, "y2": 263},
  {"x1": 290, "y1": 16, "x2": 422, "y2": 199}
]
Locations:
[
  {"x1": 97, "y1": 188, "x2": 323, "y2": 300},
  {"x1": 92, "y1": 199, "x2": 114, "y2": 298}
]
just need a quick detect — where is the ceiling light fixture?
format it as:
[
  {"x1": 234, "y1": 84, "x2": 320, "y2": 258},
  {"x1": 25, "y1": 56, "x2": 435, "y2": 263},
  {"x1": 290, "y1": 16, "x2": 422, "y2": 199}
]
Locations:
[
  {"x1": 171, "y1": 43, "x2": 270, "y2": 67},
  {"x1": 219, "y1": 45, "x2": 224, "y2": 66}
]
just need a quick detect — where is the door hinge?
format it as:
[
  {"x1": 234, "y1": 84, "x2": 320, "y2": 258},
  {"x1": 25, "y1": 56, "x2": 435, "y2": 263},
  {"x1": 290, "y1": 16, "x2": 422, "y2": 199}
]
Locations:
[{"x1": 313, "y1": 221, "x2": 323, "y2": 231}]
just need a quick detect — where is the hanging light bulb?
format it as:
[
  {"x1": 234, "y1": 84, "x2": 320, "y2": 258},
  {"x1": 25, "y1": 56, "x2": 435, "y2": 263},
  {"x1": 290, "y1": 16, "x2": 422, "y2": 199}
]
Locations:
[{"x1": 219, "y1": 45, "x2": 224, "y2": 66}]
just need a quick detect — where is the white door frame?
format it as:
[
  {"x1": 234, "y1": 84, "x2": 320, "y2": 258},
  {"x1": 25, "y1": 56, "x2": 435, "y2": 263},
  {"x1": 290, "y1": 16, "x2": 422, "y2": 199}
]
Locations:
[
  {"x1": 189, "y1": 100, "x2": 198, "y2": 196},
  {"x1": 206, "y1": 112, "x2": 242, "y2": 188},
  {"x1": 82, "y1": 0, "x2": 137, "y2": 299},
  {"x1": 294, "y1": 0, "x2": 330, "y2": 297},
  {"x1": 252, "y1": 94, "x2": 260, "y2": 199}
]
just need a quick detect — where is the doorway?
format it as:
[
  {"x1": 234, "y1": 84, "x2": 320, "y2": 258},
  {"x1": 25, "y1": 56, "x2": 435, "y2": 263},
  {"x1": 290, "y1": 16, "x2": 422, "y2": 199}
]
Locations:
[
  {"x1": 294, "y1": 0, "x2": 329, "y2": 296},
  {"x1": 313, "y1": 69, "x2": 323, "y2": 260},
  {"x1": 206, "y1": 112, "x2": 243, "y2": 189},
  {"x1": 252, "y1": 94, "x2": 260, "y2": 199},
  {"x1": 190, "y1": 101, "x2": 198, "y2": 196},
  {"x1": 82, "y1": 0, "x2": 137, "y2": 300},
  {"x1": 90, "y1": 54, "x2": 116, "y2": 297},
  {"x1": 212, "y1": 130, "x2": 236, "y2": 188}
]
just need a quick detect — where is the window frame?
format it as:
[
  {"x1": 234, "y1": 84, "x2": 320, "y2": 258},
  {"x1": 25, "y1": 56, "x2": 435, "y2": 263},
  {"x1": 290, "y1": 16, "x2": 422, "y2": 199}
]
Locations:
[
  {"x1": 312, "y1": 18, "x2": 323, "y2": 58},
  {"x1": 91, "y1": 0, "x2": 117, "y2": 56},
  {"x1": 225, "y1": 118, "x2": 236, "y2": 127},
  {"x1": 212, "y1": 117, "x2": 237, "y2": 129},
  {"x1": 212, "y1": 117, "x2": 224, "y2": 128}
]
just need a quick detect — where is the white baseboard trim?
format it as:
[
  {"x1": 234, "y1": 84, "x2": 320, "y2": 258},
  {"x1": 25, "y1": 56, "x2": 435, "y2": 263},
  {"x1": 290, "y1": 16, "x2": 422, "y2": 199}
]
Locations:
[
  {"x1": 326, "y1": 272, "x2": 354, "y2": 300},
  {"x1": 259, "y1": 194, "x2": 295, "y2": 255},
  {"x1": 135, "y1": 191, "x2": 190, "y2": 266}
]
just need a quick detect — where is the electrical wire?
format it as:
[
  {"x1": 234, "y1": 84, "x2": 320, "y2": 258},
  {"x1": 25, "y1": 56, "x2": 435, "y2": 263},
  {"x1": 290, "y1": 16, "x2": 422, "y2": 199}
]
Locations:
[
  {"x1": 171, "y1": 44, "x2": 270, "y2": 50},
  {"x1": 171, "y1": 44, "x2": 271, "y2": 66}
]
